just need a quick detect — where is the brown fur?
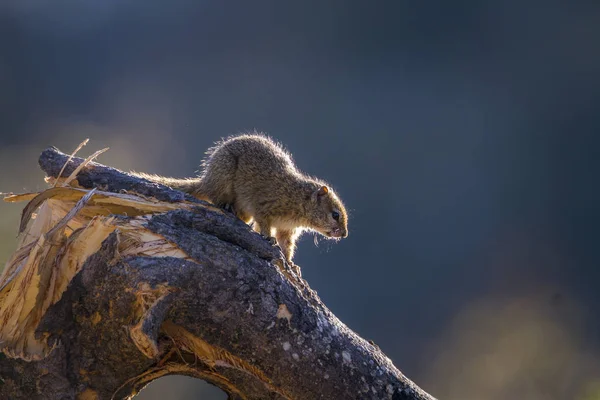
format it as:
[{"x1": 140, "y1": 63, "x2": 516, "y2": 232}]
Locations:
[{"x1": 134, "y1": 133, "x2": 348, "y2": 262}]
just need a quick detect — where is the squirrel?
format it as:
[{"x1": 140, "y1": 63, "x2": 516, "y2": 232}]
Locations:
[{"x1": 134, "y1": 133, "x2": 348, "y2": 264}]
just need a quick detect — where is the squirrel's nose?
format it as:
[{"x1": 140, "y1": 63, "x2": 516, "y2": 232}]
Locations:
[{"x1": 331, "y1": 227, "x2": 348, "y2": 238}]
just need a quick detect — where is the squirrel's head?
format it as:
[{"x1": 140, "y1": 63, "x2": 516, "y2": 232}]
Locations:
[{"x1": 308, "y1": 185, "x2": 348, "y2": 239}]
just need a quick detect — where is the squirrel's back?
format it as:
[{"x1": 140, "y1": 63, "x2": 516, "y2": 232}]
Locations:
[
  {"x1": 205, "y1": 134, "x2": 296, "y2": 173},
  {"x1": 200, "y1": 134, "x2": 302, "y2": 209}
]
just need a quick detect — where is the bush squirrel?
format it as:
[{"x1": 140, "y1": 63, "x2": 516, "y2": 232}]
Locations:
[{"x1": 135, "y1": 133, "x2": 348, "y2": 263}]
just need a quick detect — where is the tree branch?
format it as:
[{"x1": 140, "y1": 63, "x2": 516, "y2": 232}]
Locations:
[{"x1": 0, "y1": 147, "x2": 436, "y2": 400}]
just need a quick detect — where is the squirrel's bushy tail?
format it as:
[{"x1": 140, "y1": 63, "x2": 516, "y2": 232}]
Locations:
[
  {"x1": 131, "y1": 172, "x2": 209, "y2": 201},
  {"x1": 130, "y1": 135, "x2": 243, "y2": 205}
]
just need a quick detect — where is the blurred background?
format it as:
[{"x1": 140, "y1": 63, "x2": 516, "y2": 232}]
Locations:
[{"x1": 1, "y1": 1, "x2": 599, "y2": 399}]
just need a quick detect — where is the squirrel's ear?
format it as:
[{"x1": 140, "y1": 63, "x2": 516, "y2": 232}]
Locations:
[{"x1": 312, "y1": 186, "x2": 329, "y2": 202}]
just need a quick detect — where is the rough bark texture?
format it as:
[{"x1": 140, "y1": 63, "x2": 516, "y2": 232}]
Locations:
[{"x1": 0, "y1": 147, "x2": 437, "y2": 400}]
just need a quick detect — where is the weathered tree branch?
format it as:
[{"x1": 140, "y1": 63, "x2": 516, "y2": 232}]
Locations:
[{"x1": 0, "y1": 147, "x2": 436, "y2": 400}]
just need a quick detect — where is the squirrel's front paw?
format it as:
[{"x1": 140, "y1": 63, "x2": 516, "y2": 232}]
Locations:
[
  {"x1": 290, "y1": 263, "x2": 302, "y2": 278},
  {"x1": 265, "y1": 236, "x2": 277, "y2": 245}
]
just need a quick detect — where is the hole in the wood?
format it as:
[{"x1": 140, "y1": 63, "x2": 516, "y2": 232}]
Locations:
[{"x1": 136, "y1": 375, "x2": 227, "y2": 399}]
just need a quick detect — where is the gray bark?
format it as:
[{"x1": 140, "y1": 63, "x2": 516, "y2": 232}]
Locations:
[{"x1": 0, "y1": 147, "x2": 436, "y2": 400}]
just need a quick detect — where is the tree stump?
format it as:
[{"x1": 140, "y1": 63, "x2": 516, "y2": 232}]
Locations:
[{"x1": 0, "y1": 147, "x2": 436, "y2": 400}]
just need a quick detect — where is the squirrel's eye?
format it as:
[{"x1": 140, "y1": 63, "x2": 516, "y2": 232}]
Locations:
[{"x1": 332, "y1": 211, "x2": 340, "y2": 221}]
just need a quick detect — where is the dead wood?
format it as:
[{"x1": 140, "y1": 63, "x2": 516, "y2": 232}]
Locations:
[{"x1": 0, "y1": 146, "x2": 436, "y2": 400}]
